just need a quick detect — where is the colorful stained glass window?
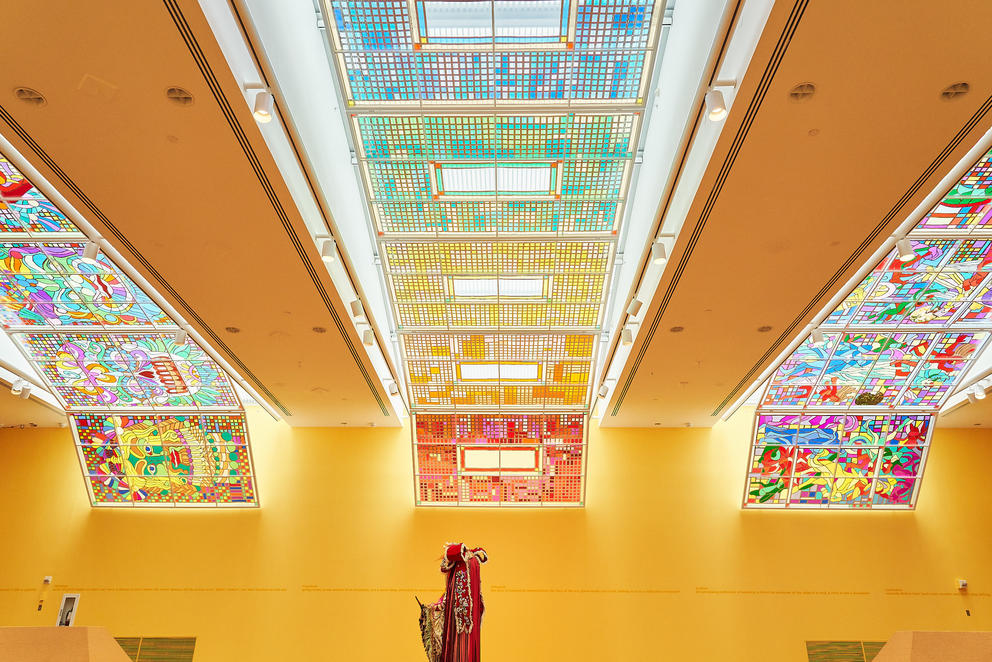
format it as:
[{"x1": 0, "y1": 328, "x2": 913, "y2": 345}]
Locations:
[
  {"x1": 745, "y1": 413, "x2": 930, "y2": 509},
  {"x1": 0, "y1": 155, "x2": 79, "y2": 234},
  {"x1": 415, "y1": 413, "x2": 585, "y2": 505},
  {"x1": 73, "y1": 413, "x2": 256, "y2": 506},
  {"x1": 403, "y1": 333, "x2": 595, "y2": 409},
  {"x1": 748, "y1": 143, "x2": 992, "y2": 510},
  {"x1": 0, "y1": 242, "x2": 172, "y2": 329},
  {"x1": 15, "y1": 332, "x2": 240, "y2": 411},
  {"x1": 916, "y1": 147, "x2": 992, "y2": 233}
]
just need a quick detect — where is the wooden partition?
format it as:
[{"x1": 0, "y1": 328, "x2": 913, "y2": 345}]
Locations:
[
  {"x1": 0, "y1": 627, "x2": 131, "y2": 662},
  {"x1": 875, "y1": 631, "x2": 992, "y2": 662}
]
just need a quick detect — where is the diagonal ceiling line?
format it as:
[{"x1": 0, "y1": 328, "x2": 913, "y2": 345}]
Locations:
[
  {"x1": 163, "y1": 0, "x2": 389, "y2": 416},
  {"x1": 610, "y1": 0, "x2": 809, "y2": 417},
  {"x1": 711, "y1": 90, "x2": 992, "y2": 417}
]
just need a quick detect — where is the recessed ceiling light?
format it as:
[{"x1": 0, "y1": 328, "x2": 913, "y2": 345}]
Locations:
[
  {"x1": 312, "y1": 326, "x2": 327, "y2": 334},
  {"x1": 13, "y1": 87, "x2": 47, "y2": 106},
  {"x1": 757, "y1": 325, "x2": 772, "y2": 332},
  {"x1": 670, "y1": 326, "x2": 684, "y2": 333},
  {"x1": 225, "y1": 326, "x2": 241, "y2": 334},
  {"x1": 165, "y1": 86, "x2": 194, "y2": 106}
]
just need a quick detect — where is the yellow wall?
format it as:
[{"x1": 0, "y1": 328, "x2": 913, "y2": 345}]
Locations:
[{"x1": 0, "y1": 408, "x2": 990, "y2": 661}]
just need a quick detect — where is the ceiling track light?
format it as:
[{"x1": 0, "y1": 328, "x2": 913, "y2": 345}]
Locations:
[
  {"x1": 362, "y1": 328, "x2": 375, "y2": 347},
  {"x1": 598, "y1": 384, "x2": 609, "y2": 398},
  {"x1": 704, "y1": 79, "x2": 737, "y2": 122},
  {"x1": 973, "y1": 384, "x2": 986, "y2": 400},
  {"x1": 252, "y1": 90, "x2": 275, "y2": 124},
  {"x1": 896, "y1": 238, "x2": 916, "y2": 262},
  {"x1": 10, "y1": 379, "x2": 23, "y2": 396},
  {"x1": 810, "y1": 328, "x2": 826, "y2": 346},
  {"x1": 19, "y1": 384, "x2": 31, "y2": 399},
  {"x1": 387, "y1": 382, "x2": 399, "y2": 396},
  {"x1": 173, "y1": 328, "x2": 188, "y2": 346},
  {"x1": 651, "y1": 240, "x2": 668, "y2": 265},
  {"x1": 621, "y1": 326, "x2": 634, "y2": 346},
  {"x1": 705, "y1": 88, "x2": 728, "y2": 121},
  {"x1": 626, "y1": 298, "x2": 643, "y2": 317},
  {"x1": 82, "y1": 241, "x2": 99, "y2": 262},
  {"x1": 350, "y1": 299, "x2": 365, "y2": 318},
  {"x1": 967, "y1": 392, "x2": 978, "y2": 404},
  {"x1": 320, "y1": 238, "x2": 338, "y2": 264}
]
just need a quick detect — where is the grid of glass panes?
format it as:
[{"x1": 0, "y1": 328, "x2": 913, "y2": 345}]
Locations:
[{"x1": 415, "y1": 412, "x2": 585, "y2": 505}]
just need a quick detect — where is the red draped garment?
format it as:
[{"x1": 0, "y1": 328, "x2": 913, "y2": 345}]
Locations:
[{"x1": 439, "y1": 543, "x2": 488, "y2": 662}]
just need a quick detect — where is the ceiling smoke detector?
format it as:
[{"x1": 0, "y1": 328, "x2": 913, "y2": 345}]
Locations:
[
  {"x1": 940, "y1": 82, "x2": 970, "y2": 101},
  {"x1": 13, "y1": 87, "x2": 46, "y2": 106},
  {"x1": 165, "y1": 86, "x2": 195, "y2": 106},
  {"x1": 788, "y1": 82, "x2": 816, "y2": 102}
]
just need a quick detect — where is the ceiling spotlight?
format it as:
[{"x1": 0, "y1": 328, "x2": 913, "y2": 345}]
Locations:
[
  {"x1": 598, "y1": 384, "x2": 609, "y2": 398},
  {"x1": 253, "y1": 91, "x2": 275, "y2": 123},
  {"x1": 387, "y1": 382, "x2": 399, "y2": 396},
  {"x1": 810, "y1": 328, "x2": 826, "y2": 346},
  {"x1": 967, "y1": 392, "x2": 978, "y2": 404},
  {"x1": 973, "y1": 385, "x2": 986, "y2": 400},
  {"x1": 350, "y1": 299, "x2": 365, "y2": 318},
  {"x1": 82, "y1": 241, "x2": 99, "y2": 262},
  {"x1": 626, "y1": 298, "x2": 643, "y2": 317},
  {"x1": 320, "y1": 239, "x2": 338, "y2": 263},
  {"x1": 19, "y1": 384, "x2": 31, "y2": 399},
  {"x1": 651, "y1": 241, "x2": 668, "y2": 265},
  {"x1": 10, "y1": 379, "x2": 23, "y2": 396},
  {"x1": 362, "y1": 328, "x2": 375, "y2": 346},
  {"x1": 173, "y1": 328, "x2": 188, "y2": 346},
  {"x1": 896, "y1": 238, "x2": 916, "y2": 261},
  {"x1": 621, "y1": 326, "x2": 634, "y2": 346},
  {"x1": 705, "y1": 89, "x2": 728, "y2": 121}
]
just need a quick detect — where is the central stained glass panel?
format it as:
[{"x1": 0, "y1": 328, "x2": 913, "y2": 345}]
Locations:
[{"x1": 325, "y1": 0, "x2": 663, "y2": 505}]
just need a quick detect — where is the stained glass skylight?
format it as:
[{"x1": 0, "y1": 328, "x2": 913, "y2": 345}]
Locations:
[
  {"x1": 325, "y1": 0, "x2": 663, "y2": 505},
  {"x1": 746, "y1": 145, "x2": 992, "y2": 509},
  {"x1": 0, "y1": 148, "x2": 256, "y2": 506},
  {"x1": 415, "y1": 412, "x2": 585, "y2": 505}
]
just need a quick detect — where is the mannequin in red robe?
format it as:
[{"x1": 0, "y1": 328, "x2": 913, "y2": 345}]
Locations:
[{"x1": 439, "y1": 543, "x2": 488, "y2": 662}]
